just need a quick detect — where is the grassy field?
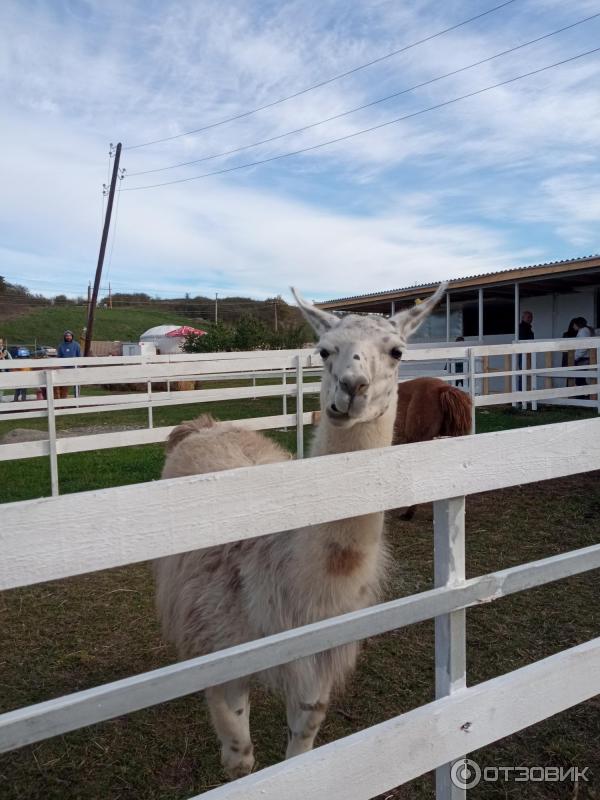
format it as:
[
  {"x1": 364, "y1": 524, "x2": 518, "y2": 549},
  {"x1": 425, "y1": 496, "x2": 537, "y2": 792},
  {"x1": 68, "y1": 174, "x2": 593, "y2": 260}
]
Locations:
[
  {"x1": 0, "y1": 402, "x2": 594, "y2": 504},
  {"x1": 0, "y1": 305, "x2": 210, "y2": 346},
  {"x1": 0, "y1": 386, "x2": 320, "y2": 504},
  {"x1": 0, "y1": 405, "x2": 599, "y2": 799}
]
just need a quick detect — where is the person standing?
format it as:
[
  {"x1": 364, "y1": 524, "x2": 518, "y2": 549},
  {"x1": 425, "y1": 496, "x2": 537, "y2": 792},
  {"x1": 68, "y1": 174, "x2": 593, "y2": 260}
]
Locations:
[
  {"x1": 56, "y1": 330, "x2": 81, "y2": 399},
  {"x1": 517, "y1": 311, "x2": 534, "y2": 391},
  {"x1": 12, "y1": 352, "x2": 29, "y2": 401},
  {"x1": 0, "y1": 337, "x2": 12, "y2": 400},
  {"x1": 454, "y1": 335, "x2": 465, "y2": 387},
  {"x1": 572, "y1": 317, "x2": 594, "y2": 387},
  {"x1": 561, "y1": 318, "x2": 578, "y2": 386},
  {"x1": 519, "y1": 310, "x2": 534, "y2": 340}
]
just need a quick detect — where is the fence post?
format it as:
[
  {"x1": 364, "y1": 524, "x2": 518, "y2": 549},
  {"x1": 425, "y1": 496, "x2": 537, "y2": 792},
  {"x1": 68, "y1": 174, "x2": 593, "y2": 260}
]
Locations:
[
  {"x1": 282, "y1": 368, "x2": 288, "y2": 430},
  {"x1": 295, "y1": 355, "x2": 304, "y2": 459},
  {"x1": 545, "y1": 351, "x2": 553, "y2": 390},
  {"x1": 468, "y1": 349, "x2": 476, "y2": 433},
  {"x1": 521, "y1": 352, "x2": 529, "y2": 411},
  {"x1": 482, "y1": 356, "x2": 489, "y2": 397},
  {"x1": 147, "y1": 381, "x2": 153, "y2": 429},
  {"x1": 511, "y1": 351, "x2": 518, "y2": 408},
  {"x1": 596, "y1": 347, "x2": 600, "y2": 415},
  {"x1": 503, "y1": 354, "x2": 511, "y2": 393},
  {"x1": 434, "y1": 496, "x2": 467, "y2": 800},
  {"x1": 45, "y1": 370, "x2": 59, "y2": 497},
  {"x1": 531, "y1": 352, "x2": 537, "y2": 411}
]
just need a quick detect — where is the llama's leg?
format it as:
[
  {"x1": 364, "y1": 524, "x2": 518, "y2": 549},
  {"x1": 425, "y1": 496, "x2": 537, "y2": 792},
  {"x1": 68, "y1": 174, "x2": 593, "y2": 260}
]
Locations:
[
  {"x1": 206, "y1": 679, "x2": 254, "y2": 780},
  {"x1": 285, "y1": 682, "x2": 331, "y2": 758}
]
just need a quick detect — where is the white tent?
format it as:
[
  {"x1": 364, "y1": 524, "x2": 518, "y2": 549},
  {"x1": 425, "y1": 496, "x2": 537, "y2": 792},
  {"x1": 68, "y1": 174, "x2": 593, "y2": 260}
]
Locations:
[{"x1": 139, "y1": 325, "x2": 184, "y2": 355}]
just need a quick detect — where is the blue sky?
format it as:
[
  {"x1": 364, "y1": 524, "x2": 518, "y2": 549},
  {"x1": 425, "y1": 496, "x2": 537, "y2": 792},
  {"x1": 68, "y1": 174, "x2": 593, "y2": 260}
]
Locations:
[{"x1": 1, "y1": 0, "x2": 599, "y2": 303}]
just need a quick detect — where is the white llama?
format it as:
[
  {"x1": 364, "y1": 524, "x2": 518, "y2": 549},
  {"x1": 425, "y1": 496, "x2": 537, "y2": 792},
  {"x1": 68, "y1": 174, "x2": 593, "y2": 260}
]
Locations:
[{"x1": 155, "y1": 284, "x2": 446, "y2": 779}]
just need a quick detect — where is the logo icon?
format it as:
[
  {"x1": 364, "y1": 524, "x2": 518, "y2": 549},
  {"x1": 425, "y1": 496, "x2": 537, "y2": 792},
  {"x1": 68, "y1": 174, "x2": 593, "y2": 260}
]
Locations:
[{"x1": 451, "y1": 758, "x2": 482, "y2": 789}]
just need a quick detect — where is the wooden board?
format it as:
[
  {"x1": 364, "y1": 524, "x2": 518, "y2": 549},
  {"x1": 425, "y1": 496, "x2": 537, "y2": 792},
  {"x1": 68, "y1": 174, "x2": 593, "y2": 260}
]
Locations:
[{"x1": 2, "y1": 418, "x2": 600, "y2": 590}]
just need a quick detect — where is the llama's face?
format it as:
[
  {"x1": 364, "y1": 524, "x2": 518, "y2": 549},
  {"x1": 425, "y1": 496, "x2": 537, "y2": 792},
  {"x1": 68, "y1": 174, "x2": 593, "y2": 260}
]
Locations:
[{"x1": 293, "y1": 284, "x2": 446, "y2": 428}]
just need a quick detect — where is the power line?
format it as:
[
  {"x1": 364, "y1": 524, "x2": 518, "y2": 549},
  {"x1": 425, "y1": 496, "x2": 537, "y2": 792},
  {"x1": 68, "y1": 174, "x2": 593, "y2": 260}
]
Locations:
[
  {"x1": 122, "y1": 46, "x2": 600, "y2": 192},
  {"x1": 127, "y1": 12, "x2": 600, "y2": 179},
  {"x1": 124, "y1": 0, "x2": 517, "y2": 151},
  {"x1": 99, "y1": 184, "x2": 106, "y2": 236}
]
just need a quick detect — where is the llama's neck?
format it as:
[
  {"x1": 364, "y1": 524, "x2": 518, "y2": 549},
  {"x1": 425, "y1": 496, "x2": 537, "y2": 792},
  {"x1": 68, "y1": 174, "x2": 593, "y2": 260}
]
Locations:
[
  {"x1": 309, "y1": 399, "x2": 397, "y2": 458},
  {"x1": 304, "y1": 398, "x2": 398, "y2": 559}
]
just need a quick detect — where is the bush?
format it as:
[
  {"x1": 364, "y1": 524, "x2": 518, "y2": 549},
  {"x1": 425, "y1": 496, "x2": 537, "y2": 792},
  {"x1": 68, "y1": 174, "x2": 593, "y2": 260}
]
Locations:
[
  {"x1": 183, "y1": 317, "x2": 311, "y2": 353},
  {"x1": 183, "y1": 324, "x2": 235, "y2": 353}
]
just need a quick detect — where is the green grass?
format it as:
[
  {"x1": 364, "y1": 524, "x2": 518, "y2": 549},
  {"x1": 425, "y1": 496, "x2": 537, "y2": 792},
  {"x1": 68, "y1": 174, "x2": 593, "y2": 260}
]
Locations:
[
  {"x1": 0, "y1": 403, "x2": 594, "y2": 505},
  {"x1": 0, "y1": 305, "x2": 210, "y2": 346},
  {"x1": 0, "y1": 404, "x2": 598, "y2": 798},
  {"x1": 476, "y1": 403, "x2": 597, "y2": 432},
  {"x1": 1, "y1": 474, "x2": 598, "y2": 799},
  {"x1": 0, "y1": 392, "x2": 319, "y2": 504}
]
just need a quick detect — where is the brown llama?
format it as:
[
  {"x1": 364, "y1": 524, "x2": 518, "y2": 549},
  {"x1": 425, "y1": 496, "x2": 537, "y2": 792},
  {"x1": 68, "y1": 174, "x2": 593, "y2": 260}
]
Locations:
[
  {"x1": 393, "y1": 376, "x2": 472, "y2": 520},
  {"x1": 154, "y1": 284, "x2": 446, "y2": 779}
]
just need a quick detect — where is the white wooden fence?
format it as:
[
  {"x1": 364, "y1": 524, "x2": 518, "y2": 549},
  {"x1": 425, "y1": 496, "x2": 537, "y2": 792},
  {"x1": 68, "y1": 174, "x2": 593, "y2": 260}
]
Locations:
[
  {"x1": 1, "y1": 339, "x2": 599, "y2": 497},
  {"x1": 1, "y1": 417, "x2": 599, "y2": 800}
]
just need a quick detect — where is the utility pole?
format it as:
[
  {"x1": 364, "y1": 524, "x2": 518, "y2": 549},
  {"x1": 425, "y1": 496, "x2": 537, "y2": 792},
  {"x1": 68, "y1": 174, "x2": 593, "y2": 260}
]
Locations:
[
  {"x1": 215, "y1": 292, "x2": 218, "y2": 324},
  {"x1": 85, "y1": 142, "x2": 122, "y2": 356},
  {"x1": 108, "y1": 282, "x2": 112, "y2": 309},
  {"x1": 86, "y1": 281, "x2": 91, "y2": 319}
]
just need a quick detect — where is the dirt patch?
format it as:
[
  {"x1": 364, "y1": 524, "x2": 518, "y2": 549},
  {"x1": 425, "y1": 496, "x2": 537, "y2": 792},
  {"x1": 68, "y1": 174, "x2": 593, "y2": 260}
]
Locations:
[{"x1": 0, "y1": 424, "x2": 144, "y2": 445}]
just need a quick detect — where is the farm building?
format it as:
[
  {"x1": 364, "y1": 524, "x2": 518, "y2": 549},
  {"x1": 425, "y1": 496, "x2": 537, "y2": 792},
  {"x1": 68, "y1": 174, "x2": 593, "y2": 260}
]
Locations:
[{"x1": 318, "y1": 254, "x2": 600, "y2": 343}]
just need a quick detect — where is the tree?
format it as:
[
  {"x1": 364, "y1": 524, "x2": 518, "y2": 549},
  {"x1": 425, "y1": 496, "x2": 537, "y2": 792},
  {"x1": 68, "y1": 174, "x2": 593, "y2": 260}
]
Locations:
[
  {"x1": 233, "y1": 315, "x2": 273, "y2": 350},
  {"x1": 183, "y1": 324, "x2": 236, "y2": 353},
  {"x1": 183, "y1": 316, "x2": 312, "y2": 353}
]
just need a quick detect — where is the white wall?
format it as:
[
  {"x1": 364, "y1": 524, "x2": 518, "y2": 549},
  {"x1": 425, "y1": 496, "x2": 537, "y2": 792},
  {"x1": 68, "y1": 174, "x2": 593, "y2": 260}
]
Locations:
[
  {"x1": 523, "y1": 289, "x2": 595, "y2": 340},
  {"x1": 523, "y1": 294, "x2": 553, "y2": 338},
  {"x1": 555, "y1": 290, "x2": 595, "y2": 336}
]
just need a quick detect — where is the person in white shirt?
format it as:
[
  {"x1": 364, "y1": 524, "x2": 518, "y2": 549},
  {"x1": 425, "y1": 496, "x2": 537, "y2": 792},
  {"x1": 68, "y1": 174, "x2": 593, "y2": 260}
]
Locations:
[{"x1": 572, "y1": 317, "x2": 594, "y2": 386}]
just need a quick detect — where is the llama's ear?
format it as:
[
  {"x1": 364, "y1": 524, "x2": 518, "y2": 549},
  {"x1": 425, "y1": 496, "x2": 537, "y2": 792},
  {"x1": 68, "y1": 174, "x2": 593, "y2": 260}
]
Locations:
[
  {"x1": 392, "y1": 282, "x2": 447, "y2": 338},
  {"x1": 291, "y1": 287, "x2": 337, "y2": 335}
]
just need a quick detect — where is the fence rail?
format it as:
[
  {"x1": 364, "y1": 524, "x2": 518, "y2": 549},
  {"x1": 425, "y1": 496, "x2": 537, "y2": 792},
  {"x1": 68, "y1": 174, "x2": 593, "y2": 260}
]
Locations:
[
  {"x1": 1, "y1": 416, "x2": 599, "y2": 800},
  {"x1": 1, "y1": 339, "x2": 600, "y2": 498}
]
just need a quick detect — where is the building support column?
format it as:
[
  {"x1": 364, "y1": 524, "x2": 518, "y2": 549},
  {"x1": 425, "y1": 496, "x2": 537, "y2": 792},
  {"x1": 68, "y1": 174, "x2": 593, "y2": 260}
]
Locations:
[
  {"x1": 478, "y1": 288, "x2": 484, "y2": 342},
  {"x1": 513, "y1": 282, "x2": 520, "y2": 406},
  {"x1": 446, "y1": 293, "x2": 451, "y2": 341},
  {"x1": 390, "y1": 300, "x2": 396, "y2": 316}
]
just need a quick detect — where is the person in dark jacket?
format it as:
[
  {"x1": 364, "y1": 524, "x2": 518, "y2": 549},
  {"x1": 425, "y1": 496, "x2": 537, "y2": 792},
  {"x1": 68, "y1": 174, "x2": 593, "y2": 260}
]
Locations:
[
  {"x1": 56, "y1": 330, "x2": 81, "y2": 398},
  {"x1": 561, "y1": 318, "x2": 578, "y2": 377},
  {"x1": 518, "y1": 310, "x2": 534, "y2": 340}
]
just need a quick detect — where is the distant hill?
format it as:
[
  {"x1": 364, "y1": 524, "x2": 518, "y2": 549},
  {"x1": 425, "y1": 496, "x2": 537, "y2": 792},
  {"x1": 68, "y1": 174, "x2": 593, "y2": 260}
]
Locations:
[
  {"x1": 1, "y1": 276, "x2": 303, "y2": 346},
  {"x1": 0, "y1": 305, "x2": 210, "y2": 347}
]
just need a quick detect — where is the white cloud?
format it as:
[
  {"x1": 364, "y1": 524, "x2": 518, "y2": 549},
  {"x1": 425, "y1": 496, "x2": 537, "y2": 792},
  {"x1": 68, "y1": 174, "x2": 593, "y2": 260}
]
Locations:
[{"x1": 0, "y1": 0, "x2": 599, "y2": 301}]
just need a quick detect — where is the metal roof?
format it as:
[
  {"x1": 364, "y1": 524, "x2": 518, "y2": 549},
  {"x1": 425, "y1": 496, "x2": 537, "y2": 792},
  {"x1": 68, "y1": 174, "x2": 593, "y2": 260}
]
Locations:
[{"x1": 318, "y1": 254, "x2": 600, "y2": 308}]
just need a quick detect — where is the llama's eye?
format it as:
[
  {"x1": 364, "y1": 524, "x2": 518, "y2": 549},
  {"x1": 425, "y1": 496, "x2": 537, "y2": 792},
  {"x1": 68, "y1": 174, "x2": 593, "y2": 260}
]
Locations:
[
  {"x1": 390, "y1": 347, "x2": 403, "y2": 360},
  {"x1": 319, "y1": 348, "x2": 330, "y2": 359}
]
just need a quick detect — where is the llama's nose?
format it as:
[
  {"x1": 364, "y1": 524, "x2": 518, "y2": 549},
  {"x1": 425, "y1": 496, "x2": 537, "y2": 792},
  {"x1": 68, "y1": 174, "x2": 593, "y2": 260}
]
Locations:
[{"x1": 339, "y1": 374, "x2": 370, "y2": 398}]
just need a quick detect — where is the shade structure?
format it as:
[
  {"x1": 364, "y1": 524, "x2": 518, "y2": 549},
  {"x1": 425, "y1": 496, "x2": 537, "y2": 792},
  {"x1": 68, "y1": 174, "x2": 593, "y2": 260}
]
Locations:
[{"x1": 165, "y1": 326, "x2": 206, "y2": 337}]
